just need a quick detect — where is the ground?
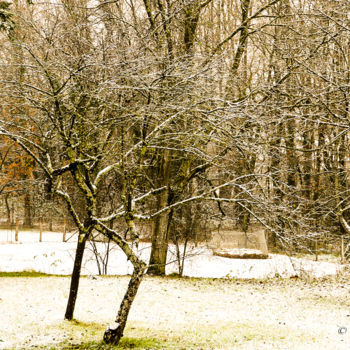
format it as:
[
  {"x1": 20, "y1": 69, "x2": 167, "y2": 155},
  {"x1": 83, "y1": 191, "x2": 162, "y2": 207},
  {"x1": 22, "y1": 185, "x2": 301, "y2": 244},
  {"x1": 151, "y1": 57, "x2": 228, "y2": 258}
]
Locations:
[
  {"x1": 0, "y1": 229, "x2": 345, "y2": 279},
  {"x1": 1, "y1": 275, "x2": 350, "y2": 349},
  {"x1": 1, "y1": 229, "x2": 350, "y2": 349}
]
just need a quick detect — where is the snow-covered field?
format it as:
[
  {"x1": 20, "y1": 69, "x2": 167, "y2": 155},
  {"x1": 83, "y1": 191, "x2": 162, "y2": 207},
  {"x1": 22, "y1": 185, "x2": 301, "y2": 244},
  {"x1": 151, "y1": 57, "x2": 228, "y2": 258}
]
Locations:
[
  {"x1": 1, "y1": 229, "x2": 350, "y2": 350},
  {"x1": 1, "y1": 275, "x2": 350, "y2": 349},
  {"x1": 0, "y1": 229, "x2": 345, "y2": 279}
]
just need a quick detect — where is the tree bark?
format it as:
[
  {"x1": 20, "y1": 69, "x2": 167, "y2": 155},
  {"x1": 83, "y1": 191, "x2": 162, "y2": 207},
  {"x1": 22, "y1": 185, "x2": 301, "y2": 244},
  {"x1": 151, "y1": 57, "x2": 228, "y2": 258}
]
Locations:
[
  {"x1": 147, "y1": 188, "x2": 170, "y2": 275},
  {"x1": 5, "y1": 194, "x2": 11, "y2": 225},
  {"x1": 103, "y1": 265, "x2": 145, "y2": 344},
  {"x1": 147, "y1": 149, "x2": 170, "y2": 276},
  {"x1": 64, "y1": 232, "x2": 88, "y2": 320},
  {"x1": 23, "y1": 192, "x2": 33, "y2": 227}
]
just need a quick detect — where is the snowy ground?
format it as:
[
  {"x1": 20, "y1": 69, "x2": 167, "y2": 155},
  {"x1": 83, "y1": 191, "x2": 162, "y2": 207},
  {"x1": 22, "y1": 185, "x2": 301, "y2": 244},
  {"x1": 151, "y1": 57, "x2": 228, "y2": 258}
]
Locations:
[
  {"x1": 0, "y1": 229, "x2": 345, "y2": 279},
  {"x1": 1, "y1": 276, "x2": 350, "y2": 349},
  {"x1": 1, "y1": 229, "x2": 350, "y2": 349}
]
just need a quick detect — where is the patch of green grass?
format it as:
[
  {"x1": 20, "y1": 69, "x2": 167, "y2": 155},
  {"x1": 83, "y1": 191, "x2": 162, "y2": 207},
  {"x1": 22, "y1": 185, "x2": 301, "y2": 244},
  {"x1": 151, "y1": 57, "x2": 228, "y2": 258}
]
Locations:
[
  {"x1": 52, "y1": 337, "x2": 164, "y2": 349},
  {"x1": 166, "y1": 272, "x2": 182, "y2": 278},
  {"x1": 57, "y1": 319, "x2": 106, "y2": 338},
  {"x1": 0, "y1": 225, "x2": 34, "y2": 231},
  {"x1": 10, "y1": 318, "x2": 322, "y2": 350},
  {"x1": 0, "y1": 270, "x2": 68, "y2": 278},
  {"x1": 0, "y1": 270, "x2": 120, "y2": 278},
  {"x1": 34, "y1": 320, "x2": 168, "y2": 349}
]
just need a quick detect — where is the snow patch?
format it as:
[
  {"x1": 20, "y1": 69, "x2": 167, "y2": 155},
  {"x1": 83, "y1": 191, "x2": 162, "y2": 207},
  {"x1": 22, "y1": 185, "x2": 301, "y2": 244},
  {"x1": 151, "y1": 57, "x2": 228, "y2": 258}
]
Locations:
[{"x1": 0, "y1": 229, "x2": 345, "y2": 279}]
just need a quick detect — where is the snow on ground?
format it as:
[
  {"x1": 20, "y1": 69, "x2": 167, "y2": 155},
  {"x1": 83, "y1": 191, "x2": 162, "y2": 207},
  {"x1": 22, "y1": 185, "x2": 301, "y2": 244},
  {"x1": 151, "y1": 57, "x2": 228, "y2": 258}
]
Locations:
[{"x1": 0, "y1": 229, "x2": 345, "y2": 279}]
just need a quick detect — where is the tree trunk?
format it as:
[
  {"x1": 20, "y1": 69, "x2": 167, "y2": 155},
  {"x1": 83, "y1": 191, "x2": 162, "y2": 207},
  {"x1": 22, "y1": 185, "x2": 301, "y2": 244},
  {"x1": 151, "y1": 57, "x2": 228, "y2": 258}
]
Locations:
[
  {"x1": 103, "y1": 265, "x2": 145, "y2": 344},
  {"x1": 147, "y1": 188, "x2": 170, "y2": 275},
  {"x1": 23, "y1": 192, "x2": 32, "y2": 227},
  {"x1": 5, "y1": 194, "x2": 11, "y2": 225},
  {"x1": 339, "y1": 214, "x2": 350, "y2": 261},
  {"x1": 147, "y1": 150, "x2": 170, "y2": 276},
  {"x1": 64, "y1": 232, "x2": 88, "y2": 320}
]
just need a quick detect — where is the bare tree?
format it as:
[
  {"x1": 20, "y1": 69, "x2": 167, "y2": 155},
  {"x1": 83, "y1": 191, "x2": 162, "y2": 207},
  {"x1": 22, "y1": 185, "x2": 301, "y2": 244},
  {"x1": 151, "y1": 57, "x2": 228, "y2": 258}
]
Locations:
[{"x1": 0, "y1": 1, "x2": 267, "y2": 344}]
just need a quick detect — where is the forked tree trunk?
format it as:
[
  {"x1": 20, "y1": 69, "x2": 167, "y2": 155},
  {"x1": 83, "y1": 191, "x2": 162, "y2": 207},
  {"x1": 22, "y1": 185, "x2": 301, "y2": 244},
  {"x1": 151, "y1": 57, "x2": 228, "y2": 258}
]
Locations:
[
  {"x1": 64, "y1": 232, "x2": 88, "y2": 320},
  {"x1": 103, "y1": 265, "x2": 145, "y2": 344},
  {"x1": 94, "y1": 220, "x2": 147, "y2": 344}
]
